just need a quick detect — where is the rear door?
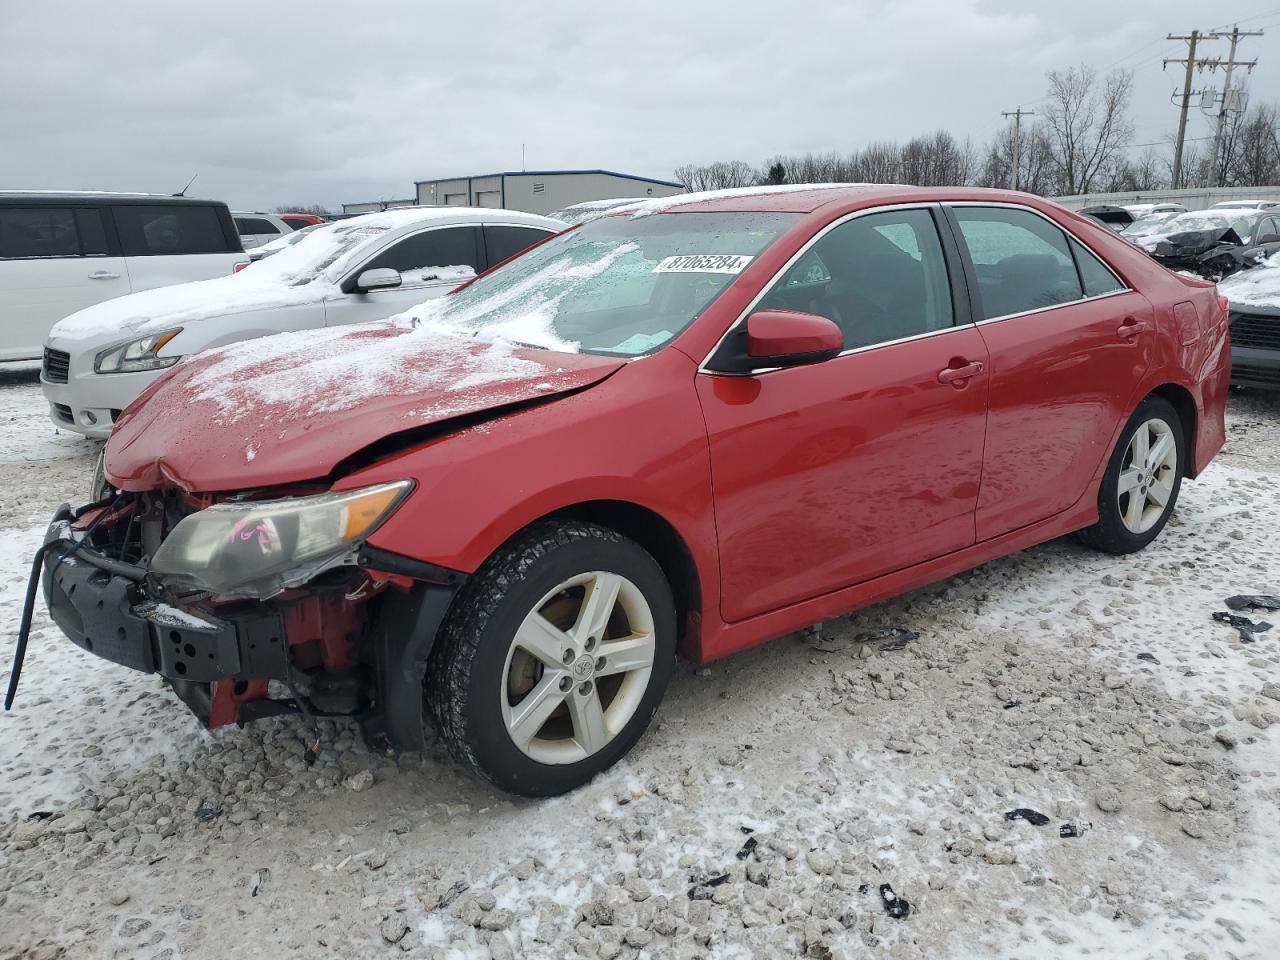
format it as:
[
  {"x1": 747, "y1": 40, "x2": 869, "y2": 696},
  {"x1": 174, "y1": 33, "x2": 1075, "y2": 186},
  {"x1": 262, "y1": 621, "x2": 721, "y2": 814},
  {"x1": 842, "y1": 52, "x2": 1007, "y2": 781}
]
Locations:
[
  {"x1": 945, "y1": 204, "x2": 1155, "y2": 540},
  {"x1": 113, "y1": 203, "x2": 243, "y2": 291},
  {"x1": 0, "y1": 204, "x2": 129, "y2": 360},
  {"x1": 698, "y1": 205, "x2": 989, "y2": 622},
  {"x1": 325, "y1": 225, "x2": 486, "y2": 326}
]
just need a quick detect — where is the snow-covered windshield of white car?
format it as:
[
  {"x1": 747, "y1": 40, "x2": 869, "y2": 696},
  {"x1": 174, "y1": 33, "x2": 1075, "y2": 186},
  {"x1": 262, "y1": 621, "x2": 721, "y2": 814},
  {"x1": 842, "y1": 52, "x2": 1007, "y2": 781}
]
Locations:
[
  {"x1": 400, "y1": 212, "x2": 799, "y2": 357},
  {"x1": 244, "y1": 222, "x2": 392, "y2": 286}
]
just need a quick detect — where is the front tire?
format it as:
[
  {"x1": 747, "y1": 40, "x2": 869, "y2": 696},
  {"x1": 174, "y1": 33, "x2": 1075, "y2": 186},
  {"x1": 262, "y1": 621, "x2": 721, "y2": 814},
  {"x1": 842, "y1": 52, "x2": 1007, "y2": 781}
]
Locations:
[
  {"x1": 427, "y1": 521, "x2": 676, "y2": 797},
  {"x1": 1077, "y1": 394, "x2": 1185, "y2": 555}
]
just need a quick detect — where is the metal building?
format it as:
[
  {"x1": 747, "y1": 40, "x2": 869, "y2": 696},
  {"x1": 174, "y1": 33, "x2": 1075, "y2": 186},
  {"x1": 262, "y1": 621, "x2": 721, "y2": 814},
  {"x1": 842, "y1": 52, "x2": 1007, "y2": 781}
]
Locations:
[{"x1": 413, "y1": 169, "x2": 684, "y2": 216}]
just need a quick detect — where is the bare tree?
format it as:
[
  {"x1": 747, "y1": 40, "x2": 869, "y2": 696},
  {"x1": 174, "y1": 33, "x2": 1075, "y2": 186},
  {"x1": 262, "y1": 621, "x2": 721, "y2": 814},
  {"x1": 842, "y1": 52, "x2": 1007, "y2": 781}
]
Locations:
[
  {"x1": 1106, "y1": 145, "x2": 1167, "y2": 192},
  {"x1": 1043, "y1": 65, "x2": 1134, "y2": 195},
  {"x1": 1227, "y1": 101, "x2": 1280, "y2": 186},
  {"x1": 273, "y1": 203, "x2": 332, "y2": 215},
  {"x1": 673, "y1": 161, "x2": 758, "y2": 192},
  {"x1": 977, "y1": 124, "x2": 1056, "y2": 194}
]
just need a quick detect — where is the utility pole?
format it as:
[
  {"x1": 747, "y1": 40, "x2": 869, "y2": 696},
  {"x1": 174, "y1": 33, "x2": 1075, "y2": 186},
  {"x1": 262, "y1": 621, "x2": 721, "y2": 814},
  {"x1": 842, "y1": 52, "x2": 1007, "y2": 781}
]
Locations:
[
  {"x1": 1206, "y1": 25, "x2": 1262, "y2": 186},
  {"x1": 1165, "y1": 31, "x2": 1205, "y2": 190},
  {"x1": 1001, "y1": 108, "x2": 1034, "y2": 191}
]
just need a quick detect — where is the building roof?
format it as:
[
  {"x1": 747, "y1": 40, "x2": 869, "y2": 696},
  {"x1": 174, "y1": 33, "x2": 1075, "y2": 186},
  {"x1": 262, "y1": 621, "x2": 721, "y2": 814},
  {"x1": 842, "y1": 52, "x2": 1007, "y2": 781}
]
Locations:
[{"x1": 414, "y1": 169, "x2": 684, "y2": 189}]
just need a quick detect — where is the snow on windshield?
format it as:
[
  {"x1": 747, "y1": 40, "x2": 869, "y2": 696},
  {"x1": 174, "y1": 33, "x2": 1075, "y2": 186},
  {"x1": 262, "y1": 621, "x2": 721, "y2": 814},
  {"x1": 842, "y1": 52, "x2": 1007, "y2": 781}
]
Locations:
[
  {"x1": 1219, "y1": 251, "x2": 1280, "y2": 308},
  {"x1": 628, "y1": 183, "x2": 885, "y2": 217},
  {"x1": 393, "y1": 211, "x2": 798, "y2": 357}
]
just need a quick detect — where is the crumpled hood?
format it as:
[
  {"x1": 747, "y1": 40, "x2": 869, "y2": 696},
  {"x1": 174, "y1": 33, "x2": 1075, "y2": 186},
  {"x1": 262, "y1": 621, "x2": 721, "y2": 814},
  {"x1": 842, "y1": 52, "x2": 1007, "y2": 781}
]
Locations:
[
  {"x1": 1142, "y1": 227, "x2": 1243, "y2": 258},
  {"x1": 49, "y1": 273, "x2": 329, "y2": 344},
  {"x1": 105, "y1": 322, "x2": 624, "y2": 492}
]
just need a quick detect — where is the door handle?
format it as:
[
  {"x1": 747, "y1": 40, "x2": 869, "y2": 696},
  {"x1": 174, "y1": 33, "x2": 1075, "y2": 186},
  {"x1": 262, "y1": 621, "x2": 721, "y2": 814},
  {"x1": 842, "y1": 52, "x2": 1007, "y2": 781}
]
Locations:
[
  {"x1": 937, "y1": 360, "x2": 984, "y2": 385},
  {"x1": 88, "y1": 270, "x2": 120, "y2": 280},
  {"x1": 1117, "y1": 317, "x2": 1147, "y2": 339}
]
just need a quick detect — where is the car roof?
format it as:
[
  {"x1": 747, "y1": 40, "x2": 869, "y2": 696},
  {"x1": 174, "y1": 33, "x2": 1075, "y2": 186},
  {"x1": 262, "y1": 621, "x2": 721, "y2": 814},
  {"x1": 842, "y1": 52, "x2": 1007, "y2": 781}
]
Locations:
[
  {"x1": 339, "y1": 205, "x2": 567, "y2": 233},
  {"x1": 0, "y1": 191, "x2": 227, "y2": 205}
]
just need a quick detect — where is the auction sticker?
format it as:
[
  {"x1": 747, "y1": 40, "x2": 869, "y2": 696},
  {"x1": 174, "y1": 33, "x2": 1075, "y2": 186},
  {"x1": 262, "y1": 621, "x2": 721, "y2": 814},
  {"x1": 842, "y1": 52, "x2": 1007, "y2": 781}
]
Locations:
[{"x1": 653, "y1": 254, "x2": 754, "y2": 274}]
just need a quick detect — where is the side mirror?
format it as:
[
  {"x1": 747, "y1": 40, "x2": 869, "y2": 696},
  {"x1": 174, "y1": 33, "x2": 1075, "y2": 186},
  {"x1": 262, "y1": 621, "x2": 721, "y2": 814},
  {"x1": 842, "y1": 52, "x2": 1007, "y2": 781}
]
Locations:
[
  {"x1": 354, "y1": 268, "x2": 402, "y2": 292},
  {"x1": 745, "y1": 310, "x2": 843, "y2": 366}
]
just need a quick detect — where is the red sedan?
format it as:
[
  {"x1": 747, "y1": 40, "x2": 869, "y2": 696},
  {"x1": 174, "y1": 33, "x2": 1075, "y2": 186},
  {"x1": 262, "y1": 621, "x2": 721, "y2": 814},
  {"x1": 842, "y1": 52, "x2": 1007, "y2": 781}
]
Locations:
[{"x1": 22, "y1": 186, "x2": 1229, "y2": 796}]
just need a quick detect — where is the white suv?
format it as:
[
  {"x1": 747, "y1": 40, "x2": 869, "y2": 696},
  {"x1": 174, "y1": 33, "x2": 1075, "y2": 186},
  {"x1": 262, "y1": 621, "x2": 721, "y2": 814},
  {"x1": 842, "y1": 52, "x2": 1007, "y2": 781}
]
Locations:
[
  {"x1": 233, "y1": 212, "x2": 294, "y2": 249},
  {"x1": 42, "y1": 206, "x2": 563, "y2": 437},
  {"x1": 1, "y1": 193, "x2": 247, "y2": 363}
]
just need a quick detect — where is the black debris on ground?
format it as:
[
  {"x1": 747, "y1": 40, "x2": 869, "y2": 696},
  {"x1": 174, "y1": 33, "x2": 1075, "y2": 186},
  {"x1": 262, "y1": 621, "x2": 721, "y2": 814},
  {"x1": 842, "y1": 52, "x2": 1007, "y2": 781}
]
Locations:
[
  {"x1": 1004, "y1": 808, "x2": 1050, "y2": 826},
  {"x1": 688, "y1": 874, "x2": 731, "y2": 900},
  {"x1": 26, "y1": 810, "x2": 53, "y2": 822},
  {"x1": 1225, "y1": 594, "x2": 1280, "y2": 612},
  {"x1": 736, "y1": 835, "x2": 758, "y2": 860},
  {"x1": 1060, "y1": 823, "x2": 1086, "y2": 838},
  {"x1": 1137, "y1": 652, "x2": 1159, "y2": 663},
  {"x1": 854, "y1": 627, "x2": 918, "y2": 651},
  {"x1": 879, "y1": 883, "x2": 911, "y2": 919},
  {"x1": 1211, "y1": 611, "x2": 1274, "y2": 643},
  {"x1": 194, "y1": 805, "x2": 221, "y2": 823},
  {"x1": 1003, "y1": 700, "x2": 1022, "y2": 709}
]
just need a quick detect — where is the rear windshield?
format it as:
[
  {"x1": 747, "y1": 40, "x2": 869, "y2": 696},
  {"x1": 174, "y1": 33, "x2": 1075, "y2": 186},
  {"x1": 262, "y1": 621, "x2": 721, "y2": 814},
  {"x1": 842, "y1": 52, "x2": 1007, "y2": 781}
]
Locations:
[
  {"x1": 407, "y1": 211, "x2": 799, "y2": 356},
  {"x1": 113, "y1": 204, "x2": 234, "y2": 256}
]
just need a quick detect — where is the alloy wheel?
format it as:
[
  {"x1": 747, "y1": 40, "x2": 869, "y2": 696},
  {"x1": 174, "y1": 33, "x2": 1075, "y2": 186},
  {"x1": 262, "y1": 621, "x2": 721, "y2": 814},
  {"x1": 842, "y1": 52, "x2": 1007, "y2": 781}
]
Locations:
[
  {"x1": 1117, "y1": 417, "x2": 1178, "y2": 534},
  {"x1": 500, "y1": 571, "x2": 656, "y2": 765}
]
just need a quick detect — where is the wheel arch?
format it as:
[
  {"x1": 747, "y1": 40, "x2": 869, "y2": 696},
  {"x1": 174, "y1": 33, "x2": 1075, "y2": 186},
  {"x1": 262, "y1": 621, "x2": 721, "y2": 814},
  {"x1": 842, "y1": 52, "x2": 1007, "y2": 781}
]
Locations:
[
  {"x1": 1147, "y1": 382, "x2": 1198, "y2": 478},
  {"x1": 508, "y1": 499, "x2": 704, "y2": 658}
]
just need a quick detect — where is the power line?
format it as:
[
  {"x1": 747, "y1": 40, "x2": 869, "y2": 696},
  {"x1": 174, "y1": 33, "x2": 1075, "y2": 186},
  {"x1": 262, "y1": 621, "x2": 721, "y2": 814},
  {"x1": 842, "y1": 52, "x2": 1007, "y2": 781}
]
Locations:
[
  {"x1": 1164, "y1": 30, "x2": 1212, "y2": 189},
  {"x1": 1204, "y1": 24, "x2": 1264, "y2": 185}
]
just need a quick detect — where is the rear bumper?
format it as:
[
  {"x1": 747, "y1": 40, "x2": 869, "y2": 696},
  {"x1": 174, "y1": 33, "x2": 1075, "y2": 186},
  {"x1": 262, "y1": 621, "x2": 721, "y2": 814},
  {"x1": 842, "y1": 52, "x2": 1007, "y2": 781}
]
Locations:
[{"x1": 1230, "y1": 344, "x2": 1280, "y2": 390}]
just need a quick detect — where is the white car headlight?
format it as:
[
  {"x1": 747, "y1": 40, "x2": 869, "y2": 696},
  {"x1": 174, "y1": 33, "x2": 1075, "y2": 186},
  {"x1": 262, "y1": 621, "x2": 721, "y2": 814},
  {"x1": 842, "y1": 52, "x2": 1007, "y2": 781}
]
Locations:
[
  {"x1": 94, "y1": 328, "x2": 183, "y2": 374},
  {"x1": 151, "y1": 481, "x2": 413, "y2": 599}
]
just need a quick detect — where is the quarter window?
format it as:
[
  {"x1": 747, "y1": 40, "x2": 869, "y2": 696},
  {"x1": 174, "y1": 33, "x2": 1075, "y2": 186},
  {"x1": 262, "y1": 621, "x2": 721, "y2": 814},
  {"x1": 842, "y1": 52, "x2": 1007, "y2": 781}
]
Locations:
[
  {"x1": 236, "y1": 217, "x2": 281, "y2": 236},
  {"x1": 113, "y1": 205, "x2": 231, "y2": 256},
  {"x1": 1069, "y1": 238, "x2": 1124, "y2": 298},
  {"x1": 0, "y1": 208, "x2": 79, "y2": 259},
  {"x1": 952, "y1": 207, "x2": 1083, "y2": 319},
  {"x1": 757, "y1": 208, "x2": 954, "y2": 351},
  {"x1": 364, "y1": 226, "x2": 483, "y2": 276}
]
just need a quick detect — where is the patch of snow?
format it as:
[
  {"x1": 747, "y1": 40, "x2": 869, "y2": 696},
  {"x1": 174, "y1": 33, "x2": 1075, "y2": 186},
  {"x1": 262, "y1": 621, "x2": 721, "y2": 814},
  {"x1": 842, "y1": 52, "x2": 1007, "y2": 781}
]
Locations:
[
  {"x1": 1219, "y1": 251, "x2": 1280, "y2": 308},
  {"x1": 145, "y1": 603, "x2": 218, "y2": 631}
]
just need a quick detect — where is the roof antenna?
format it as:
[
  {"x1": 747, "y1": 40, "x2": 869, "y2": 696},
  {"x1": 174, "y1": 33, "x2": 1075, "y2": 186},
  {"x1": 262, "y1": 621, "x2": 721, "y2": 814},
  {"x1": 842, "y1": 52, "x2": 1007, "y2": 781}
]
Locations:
[{"x1": 172, "y1": 173, "x2": 198, "y2": 197}]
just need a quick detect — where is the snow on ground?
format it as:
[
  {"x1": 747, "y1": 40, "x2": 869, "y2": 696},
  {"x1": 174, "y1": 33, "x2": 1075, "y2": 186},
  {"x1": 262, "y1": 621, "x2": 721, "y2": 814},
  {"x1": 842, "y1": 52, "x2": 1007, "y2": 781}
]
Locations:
[{"x1": 1, "y1": 367, "x2": 1279, "y2": 959}]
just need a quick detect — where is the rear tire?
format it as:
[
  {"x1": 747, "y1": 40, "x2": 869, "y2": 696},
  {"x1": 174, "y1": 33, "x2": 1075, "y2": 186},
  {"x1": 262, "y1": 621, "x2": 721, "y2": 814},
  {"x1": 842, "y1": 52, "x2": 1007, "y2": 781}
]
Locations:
[
  {"x1": 427, "y1": 521, "x2": 676, "y2": 797},
  {"x1": 1077, "y1": 394, "x2": 1184, "y2": 555}
]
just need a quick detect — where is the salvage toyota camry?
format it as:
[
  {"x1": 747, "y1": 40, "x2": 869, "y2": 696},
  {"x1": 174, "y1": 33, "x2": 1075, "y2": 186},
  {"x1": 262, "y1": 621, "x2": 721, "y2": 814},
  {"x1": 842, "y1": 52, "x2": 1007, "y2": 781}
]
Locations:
[{"x1": 13, "y1": 185, "x2": 1230, "y2": 797}]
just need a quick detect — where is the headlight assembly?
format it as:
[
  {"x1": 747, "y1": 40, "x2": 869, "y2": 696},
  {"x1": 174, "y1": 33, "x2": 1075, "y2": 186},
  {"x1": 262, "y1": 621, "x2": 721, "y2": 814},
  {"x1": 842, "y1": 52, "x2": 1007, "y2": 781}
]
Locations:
[
  {"x1": 150, "y1": 480, "x2": 412, "y2": 599},
  {"x1": 94, "y1": 328, "x2": 183, "y2": 374}
]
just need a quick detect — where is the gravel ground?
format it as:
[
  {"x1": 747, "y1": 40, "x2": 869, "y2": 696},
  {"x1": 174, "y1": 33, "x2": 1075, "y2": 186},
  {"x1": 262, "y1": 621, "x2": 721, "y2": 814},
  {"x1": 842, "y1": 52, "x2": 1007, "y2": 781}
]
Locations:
[{"x1": 2, "y1": 367, "x2": 1279, "y2": 960}]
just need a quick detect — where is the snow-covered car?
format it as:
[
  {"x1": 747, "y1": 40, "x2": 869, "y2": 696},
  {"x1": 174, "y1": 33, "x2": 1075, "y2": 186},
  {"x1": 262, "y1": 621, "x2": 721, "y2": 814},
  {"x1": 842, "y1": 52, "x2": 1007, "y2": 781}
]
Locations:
[
  {"x1": 1218, "y1": 251, "x2": 1280, "y2": 390},
  {"x1": 1123, "y1": 202, "x2": 1186, "y2": 219},
  {"x1": 549, "y1": 198, "x2": 648, "y2": 225},
  {"x1": 245, "y1": 221, "x2": 326, "y2": 262},
  {"x1": 1133, "y1": 209, "x2": 1280, "y2": 280},
  {"x1": 1, "y1": 193, "x2": 247, "y2": 363},
  {"x1": 1121, "y1": 212, "x2": 1182, "y2": 239},
  {"x1": 41, "y1": 207, "x2": 565, "y2": 437}
]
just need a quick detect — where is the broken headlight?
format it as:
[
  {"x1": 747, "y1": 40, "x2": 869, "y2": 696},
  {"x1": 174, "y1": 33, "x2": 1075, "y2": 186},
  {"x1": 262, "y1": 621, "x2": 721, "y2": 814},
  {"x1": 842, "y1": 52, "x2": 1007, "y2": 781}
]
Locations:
[{"x1": 150, "y1": 481, "x2": 412, "y2": 599}]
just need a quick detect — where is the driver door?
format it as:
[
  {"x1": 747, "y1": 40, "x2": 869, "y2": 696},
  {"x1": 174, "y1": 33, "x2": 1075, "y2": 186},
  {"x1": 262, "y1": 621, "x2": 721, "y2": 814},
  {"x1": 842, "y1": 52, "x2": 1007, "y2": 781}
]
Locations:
[{"x1": 696, "y1": 206, "x2": 989, "y2": 623}]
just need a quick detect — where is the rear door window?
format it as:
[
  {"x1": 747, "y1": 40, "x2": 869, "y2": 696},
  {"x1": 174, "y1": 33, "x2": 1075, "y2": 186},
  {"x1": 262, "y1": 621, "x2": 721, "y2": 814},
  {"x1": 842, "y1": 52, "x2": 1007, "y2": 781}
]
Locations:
[
  {"x1": 113, "y1": 204, "x2": 232, "y2": 256},
  {"x1": 484, "y1": 225, "x2": 553, "y2": 268},
  {"x1": 0, "y1": 208, "x2": 80, "y2": 258},
  {"x1": 951, "y1": 207, "x2": 1084, "y2": 319},
  {"x1": 363, "y1": 226, "x2": 483, "y2": 276}
]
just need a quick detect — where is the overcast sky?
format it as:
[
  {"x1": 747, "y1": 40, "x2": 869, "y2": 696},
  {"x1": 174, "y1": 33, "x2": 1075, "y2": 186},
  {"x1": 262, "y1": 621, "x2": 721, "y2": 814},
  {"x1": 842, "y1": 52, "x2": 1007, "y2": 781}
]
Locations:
[{"x1": 3, "y1": 1, "x2": 1279, "y2": 210}]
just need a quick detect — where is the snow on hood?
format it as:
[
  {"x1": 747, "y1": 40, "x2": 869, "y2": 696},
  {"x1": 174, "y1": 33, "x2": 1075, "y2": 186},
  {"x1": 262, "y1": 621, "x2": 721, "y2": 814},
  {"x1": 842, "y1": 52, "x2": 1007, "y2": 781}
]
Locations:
[
  {"x1": 104, "y1": 322, "x2": 624, "y2": 492},
  {"x1": 1219, "y1": 251, "x2": 1280, "y2": 308},
  {"x1": 49, "y1": 209, "x2": 477, "y2": 341}
]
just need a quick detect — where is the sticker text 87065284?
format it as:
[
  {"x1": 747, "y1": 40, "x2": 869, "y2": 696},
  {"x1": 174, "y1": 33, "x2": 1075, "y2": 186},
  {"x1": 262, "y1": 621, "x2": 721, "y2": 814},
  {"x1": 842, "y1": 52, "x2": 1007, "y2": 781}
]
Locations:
[{"x1": 652, "y1": 254, "x2": 754, "y2": 274}]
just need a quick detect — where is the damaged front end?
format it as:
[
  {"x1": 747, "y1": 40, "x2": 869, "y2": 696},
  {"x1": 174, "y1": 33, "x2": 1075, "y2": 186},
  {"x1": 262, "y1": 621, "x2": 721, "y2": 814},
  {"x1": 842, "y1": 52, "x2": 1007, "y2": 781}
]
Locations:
[
  {"x1": 10, "y1": 483, "x2": 464, "y2": 751},
  {"x1": 1145, "y1": 227, "x2": 1271, "y2": 281}
]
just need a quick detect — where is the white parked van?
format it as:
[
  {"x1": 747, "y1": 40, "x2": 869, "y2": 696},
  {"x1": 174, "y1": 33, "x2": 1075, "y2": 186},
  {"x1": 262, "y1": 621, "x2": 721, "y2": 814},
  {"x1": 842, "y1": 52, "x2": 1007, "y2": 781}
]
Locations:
[
  {"x1": 41, "y1": 206, "x2": 564, "y2": 437},
  {"x1": 1, "y1": 192, "x2": 247, "y2": 362}
]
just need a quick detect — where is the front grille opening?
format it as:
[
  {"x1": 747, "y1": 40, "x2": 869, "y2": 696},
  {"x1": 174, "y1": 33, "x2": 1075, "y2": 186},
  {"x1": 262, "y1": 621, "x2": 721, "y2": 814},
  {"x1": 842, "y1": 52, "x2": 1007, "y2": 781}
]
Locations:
[
  {"x1": 52, "y1": 402, "x2": 73, "y2": 423},
  {"x1": 1231, "y1": 315, "x2": 1280, "y2": 351},
  {"x1": 43, "y1": 348, "x2": 70, "y2": 383}
]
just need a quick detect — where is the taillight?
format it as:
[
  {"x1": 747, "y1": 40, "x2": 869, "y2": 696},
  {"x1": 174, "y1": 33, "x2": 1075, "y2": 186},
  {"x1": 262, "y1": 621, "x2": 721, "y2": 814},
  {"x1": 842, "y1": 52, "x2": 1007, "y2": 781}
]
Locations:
[
  {"x1": 233, "y1": 261, "x2": 251, "y2": 273},
  {"x1": 1218, "y1": 295, "x2": 1229, "y2": 316}
]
